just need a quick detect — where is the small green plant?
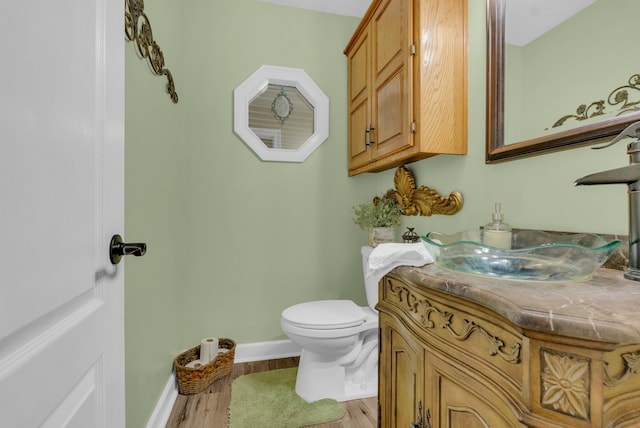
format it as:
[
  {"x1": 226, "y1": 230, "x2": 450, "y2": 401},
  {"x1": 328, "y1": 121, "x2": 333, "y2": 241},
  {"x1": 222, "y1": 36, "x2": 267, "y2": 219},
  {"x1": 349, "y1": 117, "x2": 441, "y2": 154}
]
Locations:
[{"x1": 352, "y1": 196, "x2": 402, "y2": 230}]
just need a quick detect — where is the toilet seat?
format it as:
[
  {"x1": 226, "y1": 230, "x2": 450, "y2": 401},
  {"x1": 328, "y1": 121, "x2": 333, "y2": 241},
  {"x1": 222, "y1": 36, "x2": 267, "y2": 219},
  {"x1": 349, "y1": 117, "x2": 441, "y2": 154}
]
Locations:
[{"x1": 282, "y1": 300, "x2": 366, "y2": 330}]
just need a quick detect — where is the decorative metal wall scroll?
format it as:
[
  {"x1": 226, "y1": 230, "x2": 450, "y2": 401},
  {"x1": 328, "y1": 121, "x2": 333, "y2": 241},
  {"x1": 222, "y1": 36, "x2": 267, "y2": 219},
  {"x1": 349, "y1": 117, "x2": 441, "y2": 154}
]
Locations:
[
  {"x1": 552, "y1": 73, "x2": 640, "y2": 128},
  {"x1": 125, "y1": 0, "x2": 178, "y2": 103},
  {"x1": 384, "y1": 165, "x2": 463, "y2": 216}
]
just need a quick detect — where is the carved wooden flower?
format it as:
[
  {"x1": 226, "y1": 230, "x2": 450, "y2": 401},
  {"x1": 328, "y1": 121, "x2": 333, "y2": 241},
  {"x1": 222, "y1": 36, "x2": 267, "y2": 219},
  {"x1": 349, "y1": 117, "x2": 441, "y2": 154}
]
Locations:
[{"x1": 541, "y1": 351, "x2": 590, "y2": 420}]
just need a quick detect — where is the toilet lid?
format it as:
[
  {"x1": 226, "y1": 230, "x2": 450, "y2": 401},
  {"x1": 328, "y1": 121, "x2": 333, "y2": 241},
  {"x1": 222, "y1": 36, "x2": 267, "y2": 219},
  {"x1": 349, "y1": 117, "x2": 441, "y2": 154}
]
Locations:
[{"x1": 282, "y1": 300, "x2": 367, "y2": 330}]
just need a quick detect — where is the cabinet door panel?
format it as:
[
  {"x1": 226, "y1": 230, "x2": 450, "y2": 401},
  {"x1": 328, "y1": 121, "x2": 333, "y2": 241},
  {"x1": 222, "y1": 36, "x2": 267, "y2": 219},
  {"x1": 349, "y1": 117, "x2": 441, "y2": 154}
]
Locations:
[
  {"x1": 349, "y1": 98, "x2": 371, "y2": 168},
  {"x1": 374, "y1": 68, "x2": 408, "y2": 157},
  {"x1": 380, "y1": 315, "x2": 423, "y2": 428},
  {"x1": 349, "y1": 30, "x2": 369, "y2": 104},
  {"x1": 372, "y1": 0, "x2": 412, "y2": 159},
  {"x1": 392, "y1": 337, "x2": 419, "y2": 428},
  {"x1": 427, "y1": 354, "x2": 526, "y2": 428},
  {"x1": 347, "y1": 29, "x2": 371, "y2": 169},
  {"x1": 440, "y1": 381, "x2": 493, "y2": 428},
  {"x1": 373, "y1": 0, "x2": 404, "y2": 77}
]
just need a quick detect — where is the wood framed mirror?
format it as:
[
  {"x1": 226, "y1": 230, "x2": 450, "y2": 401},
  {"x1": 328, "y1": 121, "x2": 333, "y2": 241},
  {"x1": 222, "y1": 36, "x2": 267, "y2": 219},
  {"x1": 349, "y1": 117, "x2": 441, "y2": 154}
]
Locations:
[{"x1": 486, "y1": 0, "x2": 640, "y2": 163}]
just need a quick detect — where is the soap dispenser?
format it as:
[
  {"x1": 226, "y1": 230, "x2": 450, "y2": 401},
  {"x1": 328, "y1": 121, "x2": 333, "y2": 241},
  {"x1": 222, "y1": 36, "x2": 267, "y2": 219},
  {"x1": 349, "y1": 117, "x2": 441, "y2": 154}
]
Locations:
[{"x1": 483, "y1": 202, "x2": 512, "y2": 249}]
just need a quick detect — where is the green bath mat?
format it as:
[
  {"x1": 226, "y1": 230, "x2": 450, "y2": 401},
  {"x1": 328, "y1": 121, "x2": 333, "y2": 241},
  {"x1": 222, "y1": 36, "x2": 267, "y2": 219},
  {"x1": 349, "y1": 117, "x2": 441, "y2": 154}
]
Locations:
[{"x1": 229, "y1": 367, "x2": 345, "y2": 428}]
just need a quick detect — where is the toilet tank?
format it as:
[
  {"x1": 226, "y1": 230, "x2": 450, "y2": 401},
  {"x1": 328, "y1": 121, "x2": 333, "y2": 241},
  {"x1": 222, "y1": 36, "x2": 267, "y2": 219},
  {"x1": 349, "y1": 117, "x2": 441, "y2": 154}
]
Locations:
[{"x1": 361, "y1": 246, "x2": 378, "y2": 310}]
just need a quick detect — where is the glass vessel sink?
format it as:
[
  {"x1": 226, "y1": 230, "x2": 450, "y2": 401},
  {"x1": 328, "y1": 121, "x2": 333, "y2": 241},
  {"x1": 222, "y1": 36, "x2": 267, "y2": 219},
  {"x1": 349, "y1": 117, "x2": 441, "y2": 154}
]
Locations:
[{"x1": 422, "y1": 229, "x2": 621, "y2": 282}]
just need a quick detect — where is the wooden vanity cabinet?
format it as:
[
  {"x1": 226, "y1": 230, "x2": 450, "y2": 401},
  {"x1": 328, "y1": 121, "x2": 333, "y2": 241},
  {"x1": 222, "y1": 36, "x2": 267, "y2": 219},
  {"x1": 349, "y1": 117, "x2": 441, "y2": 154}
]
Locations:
[
  {"x1": 344, "y1": 0, "x2": 468, "y2": 176},
  {"x1": 379, "y1": 275, "x2": 526, "y2": 428},
  {"x1": 378, "y1": 271, "x2": 640, "y2": 428},
  {"x1": 380, "y1": 314, "x2": 524, "y2": 428}
]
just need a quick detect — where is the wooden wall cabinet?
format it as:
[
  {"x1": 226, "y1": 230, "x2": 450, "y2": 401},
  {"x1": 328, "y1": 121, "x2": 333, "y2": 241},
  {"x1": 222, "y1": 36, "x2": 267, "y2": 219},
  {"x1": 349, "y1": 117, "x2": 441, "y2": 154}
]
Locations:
[
  {"x1": 344, "y1": 0, "x2": 468, "y2": 176},
  {"x1": 378, "y1": 271, "x2": 640, "y2": 428}
]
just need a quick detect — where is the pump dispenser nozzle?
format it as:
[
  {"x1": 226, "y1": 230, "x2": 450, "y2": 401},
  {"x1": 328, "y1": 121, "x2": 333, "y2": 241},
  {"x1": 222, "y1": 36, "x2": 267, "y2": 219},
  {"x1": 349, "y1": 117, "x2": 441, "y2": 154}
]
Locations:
[
  {"x1": 483, "y1": 202, "x2": 512, "y2": 249},
  {"x1": 492, "y1": 202, "x2": 504, "y2": 221}
]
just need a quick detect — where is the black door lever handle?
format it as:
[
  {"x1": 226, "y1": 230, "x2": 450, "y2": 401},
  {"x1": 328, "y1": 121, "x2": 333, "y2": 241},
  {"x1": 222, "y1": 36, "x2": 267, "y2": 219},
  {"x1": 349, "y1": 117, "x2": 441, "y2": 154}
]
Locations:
[{"x1": 109, "y1": 234, "x2": 147, "y2": 265}]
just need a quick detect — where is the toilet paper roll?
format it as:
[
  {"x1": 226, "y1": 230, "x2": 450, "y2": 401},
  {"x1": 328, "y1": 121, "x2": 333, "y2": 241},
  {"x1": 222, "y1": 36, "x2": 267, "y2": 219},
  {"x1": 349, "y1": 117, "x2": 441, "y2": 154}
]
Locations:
[
  {"x1": 186, "y1": 359, "x2": 203, "y2": 369},
  {"x1": 200, "y1": 337, "x2": 219, "y2": 363}
]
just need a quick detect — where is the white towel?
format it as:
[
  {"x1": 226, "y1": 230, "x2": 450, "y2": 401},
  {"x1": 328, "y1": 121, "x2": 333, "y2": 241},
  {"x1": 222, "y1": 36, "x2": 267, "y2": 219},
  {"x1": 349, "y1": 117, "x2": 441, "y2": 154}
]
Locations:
[{"x1": 365, "y1": 242, "x2": 434, "y2": 284}]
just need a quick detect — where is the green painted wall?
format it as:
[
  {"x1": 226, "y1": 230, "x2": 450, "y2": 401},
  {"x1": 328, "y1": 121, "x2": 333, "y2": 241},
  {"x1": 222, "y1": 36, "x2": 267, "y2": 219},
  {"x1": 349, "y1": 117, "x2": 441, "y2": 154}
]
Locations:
[
  {"x1": 125, "y1": 0, "x2": 187, "y2": 426},
  {"x1": 125, "y1": 1, "x2": 366, "y2": 426},
  {"x1": 125, "y1": 0, "x2": 630, "y2": 426},
  {"x1": 179, "y1": 0, "x2": 369, "y2": 348}
]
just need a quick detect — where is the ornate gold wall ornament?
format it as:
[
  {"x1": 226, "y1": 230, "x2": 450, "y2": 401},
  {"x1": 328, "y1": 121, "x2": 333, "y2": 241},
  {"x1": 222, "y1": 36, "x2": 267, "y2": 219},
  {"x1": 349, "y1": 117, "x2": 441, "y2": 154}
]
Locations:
[
  {"x1": 383, "y1": 165, "x2": 463, "y2": 216},
  {"x1": 540, "y1": 349, "x2": 590, "y2": 421},
  {"x1": 604, "y1": 350, "x2": 640, "y2": 387},
  {"x1": 125, "y1": 0, "x2": 178, "y2": 103},
  {"x1": 387, "y1": 280, "x2": 521, "y2": 364},
  {"x1": 551, "y1": 73, "x2": 640, "y2": 129}
]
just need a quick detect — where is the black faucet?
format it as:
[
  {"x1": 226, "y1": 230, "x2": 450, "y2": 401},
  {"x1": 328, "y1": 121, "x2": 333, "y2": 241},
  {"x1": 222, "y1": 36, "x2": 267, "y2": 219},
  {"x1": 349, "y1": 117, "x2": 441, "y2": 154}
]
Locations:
[{"x1": 574, "y1": 121, "x2": 640, "y2": 281}]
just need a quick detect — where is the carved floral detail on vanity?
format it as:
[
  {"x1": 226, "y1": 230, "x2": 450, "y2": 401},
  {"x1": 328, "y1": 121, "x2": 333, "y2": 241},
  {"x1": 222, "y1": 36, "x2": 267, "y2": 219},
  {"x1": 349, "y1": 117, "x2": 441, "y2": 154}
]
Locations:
[
  {"x1": 540, "y1": 349, "x2": 590, "y2": 421},
  {"x1": 387, "y1": 280, "x2": 522, "y2": 364},
  {"x1": 604, "y1": 349, "x2": 640, "y2": 386}
]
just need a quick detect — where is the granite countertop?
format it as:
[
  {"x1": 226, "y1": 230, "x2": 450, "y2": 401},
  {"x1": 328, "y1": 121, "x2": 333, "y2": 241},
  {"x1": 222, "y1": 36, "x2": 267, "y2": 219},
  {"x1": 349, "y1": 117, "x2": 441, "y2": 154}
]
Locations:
[{"x1": 393, "y1": 264, "x2": 640, "y2": 344}]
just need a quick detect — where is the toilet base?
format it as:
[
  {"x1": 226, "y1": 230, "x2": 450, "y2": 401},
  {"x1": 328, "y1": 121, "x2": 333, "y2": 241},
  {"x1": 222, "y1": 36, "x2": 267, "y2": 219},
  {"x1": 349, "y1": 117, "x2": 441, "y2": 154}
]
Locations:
[
  {"x1": 294, "y1": 329, "x2": 378, "y2": 403},
  {"x1": 342, "y1": 377, "x2": 378, "y2": 401},
  {"x1": 295, "y1": 359, "x2": 378, "y2": 402}
]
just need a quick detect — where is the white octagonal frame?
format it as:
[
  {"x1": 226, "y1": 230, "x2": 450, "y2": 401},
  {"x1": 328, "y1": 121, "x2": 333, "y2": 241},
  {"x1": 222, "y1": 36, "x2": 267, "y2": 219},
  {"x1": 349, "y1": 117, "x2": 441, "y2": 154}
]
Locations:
[{"x1": 233, "y1": 65, "x2": 329, "y2": 162}]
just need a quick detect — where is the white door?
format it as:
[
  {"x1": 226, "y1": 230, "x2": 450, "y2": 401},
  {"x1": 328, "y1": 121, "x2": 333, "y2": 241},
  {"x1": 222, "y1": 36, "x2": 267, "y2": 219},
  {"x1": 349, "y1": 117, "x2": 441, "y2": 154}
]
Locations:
[{"x1": 0, "y1": 0, "x2": 126, "y2": 427}]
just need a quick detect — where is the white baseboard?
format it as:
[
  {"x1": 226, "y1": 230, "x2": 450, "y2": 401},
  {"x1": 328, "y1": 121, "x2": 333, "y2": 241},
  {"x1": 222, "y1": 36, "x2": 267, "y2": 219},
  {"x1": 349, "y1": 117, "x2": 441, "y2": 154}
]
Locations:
[
  {"x1": 145, "y1": 339, "x2": 300, "y2": 428},
  {"x1": 145, "y1": 372, "x2": 178, "y2": 428},
  {"x1": 234, "y1": 339, "x2": 301, "y2": 363}
]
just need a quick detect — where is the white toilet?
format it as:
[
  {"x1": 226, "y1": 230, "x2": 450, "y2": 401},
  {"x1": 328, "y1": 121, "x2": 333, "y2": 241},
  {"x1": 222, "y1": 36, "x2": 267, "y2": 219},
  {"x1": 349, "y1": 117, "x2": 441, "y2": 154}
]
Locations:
[{"x1": 280, "y1": 246, "x2": 378, "y2": 402}]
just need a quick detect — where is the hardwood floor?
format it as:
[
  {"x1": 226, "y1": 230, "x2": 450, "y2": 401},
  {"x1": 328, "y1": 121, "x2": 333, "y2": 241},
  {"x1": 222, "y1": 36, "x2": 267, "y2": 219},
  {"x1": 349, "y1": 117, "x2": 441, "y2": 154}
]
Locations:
[{"x1": 165, "y1": 357, "x2": 377, "y2": 427}]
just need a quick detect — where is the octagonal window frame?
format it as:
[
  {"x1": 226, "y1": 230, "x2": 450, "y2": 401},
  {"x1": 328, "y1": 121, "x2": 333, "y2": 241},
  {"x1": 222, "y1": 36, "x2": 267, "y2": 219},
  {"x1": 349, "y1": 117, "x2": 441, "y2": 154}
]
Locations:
[{"x1": 233, "y1": 65, "x2": 329, "y2": 162}]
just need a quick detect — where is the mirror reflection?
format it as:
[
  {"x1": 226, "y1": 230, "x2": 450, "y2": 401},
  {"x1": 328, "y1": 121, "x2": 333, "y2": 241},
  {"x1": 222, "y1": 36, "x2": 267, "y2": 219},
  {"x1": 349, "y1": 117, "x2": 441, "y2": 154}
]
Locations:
[
  {"x1": 249, "y1": 84, "x2": 314, "y2": 150},
  {"x1": 486, "y1": 0, "x2": 640, "y2": 162}
]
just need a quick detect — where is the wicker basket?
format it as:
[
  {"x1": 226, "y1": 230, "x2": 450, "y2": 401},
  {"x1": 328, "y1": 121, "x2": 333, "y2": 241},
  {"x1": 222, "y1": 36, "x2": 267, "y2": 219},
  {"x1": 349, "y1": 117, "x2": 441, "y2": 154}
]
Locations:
[{"x1": 174, "y1": 338, "x2": 236, "y2": 394}]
